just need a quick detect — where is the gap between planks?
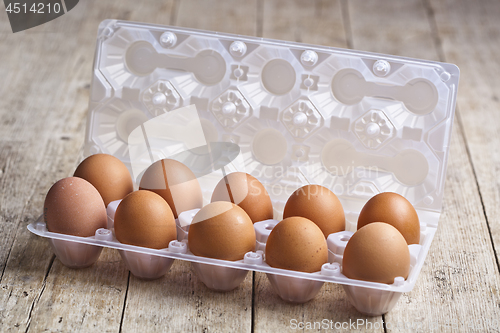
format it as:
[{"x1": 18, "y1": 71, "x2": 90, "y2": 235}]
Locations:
[
  {"x1": 423, "y1": 0, "x2": 500, "y2": 276},
  {"x1": 25, "y1": 255, "x2": 55, "y2": 333}
]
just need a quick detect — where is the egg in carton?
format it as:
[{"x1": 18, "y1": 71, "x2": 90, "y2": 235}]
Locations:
[{"x1": 29, "y1": 19, "x2": 459, "y2": 315}]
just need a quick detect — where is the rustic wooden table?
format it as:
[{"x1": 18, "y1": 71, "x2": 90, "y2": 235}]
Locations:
[{"x1": 1, "y1": 0, "x2": 499, "y2": 332}]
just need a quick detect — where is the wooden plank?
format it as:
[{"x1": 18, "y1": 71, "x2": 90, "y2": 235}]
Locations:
[
  {"x1": 384, "y1": 120, "x2": 500, "y2": 331},
  {"x1": 0, "y1": 137, "x2": 129, "y2": 333},
  {"x1": 429, "y1": 0, "x2": 500, "y2": 271},
  {"x1": 254, "y1": 280, "x2": 385, "y2": 332},
  {"x1": 118, "y1": 1, "x2": 257, "y2": 332},
  {"x1": 348, "y1": 0, "x2": 439, "y2": 60},
  {"x1": 121, "y1": 261, "x2": 253, "y2": 332},
  {"x1": 0, "y1": 229, "x2": 55, "y2": 331},
  {"x1": 0, "y1": 16, "x2": 101, "y2": 329},
  {"x1": 176, "y1": 0, "x2": 258, "y2": 35},
  {"x1": 1, "y1": 0, "x2": 499, "y2": 332},
  {"x1": 0, "y1": 141, "x2": 54, "y2": 331},
  {"x1": 26, "y1": 249, "x2": 128, "y2": 332},
  {"x1": 251, "y1": 1, "x2": 385, "y2": 332},
  {"x1": 0, "y1": 0, "x2": 154, "y2": 331},
  {"x1": 347, "y1": 0, "x2": 500, "y2": 331},
  {"x1": 0, "y1": 144, "x2": 30, "y2": 277},
  {"x1": 0, "y1": 135, "x2": 130, "y2": 333},
  {"x1": 261, "y1": 0, "x2": 347, "y2": 47},
  {"x1": 18, "y1": 118, "x2": 128, "y2": 333}
]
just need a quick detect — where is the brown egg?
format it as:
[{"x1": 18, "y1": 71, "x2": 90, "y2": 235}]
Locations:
[
  {"x1": 139, "y1": 159, "x2": 203, "y2": 218},
  {"x1": 342, "y1": 222, "x2": 410, "y2": 284},
  {"x1": 44, "y1": 177, "x2": 107, "y2": 237},
  {"x1": 211, "y1": 172, "x2": 273, "y2": 223},
  {"x1": 74, "y1": 153, "x2": 133, "y2": 207},
  {"x1": 357, "y1": 192, "x2": 420, "y2": 244},
  {"x1": 114, "y1": 190, "x2": 177, "y2": 249},
  {"x1": 188, "y1": 201, "x2": 256, "y2": 261},
  {"x1": 283, "y1": 185, "x2": 345, "y2": 238},
  {"x1": 265, "y1": 217, "x2": 328, "y2": 273}
]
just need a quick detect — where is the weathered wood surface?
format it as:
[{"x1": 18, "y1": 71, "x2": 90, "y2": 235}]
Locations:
[
  {"x1": 0, "y1": 0, "x2": 499, "y2": 332},
  {"x1": 120, "y1": 1, "x2": 256, "y2": 332},
  {"x1": 253, "y1": 1, "x2": 385, "y2": 333},
  {"x1": 431, "y1": 0, "x2": 500, "y2": 271},
  {"x1": 348, "y1": 1, "x2": 500, "y2": 332}
]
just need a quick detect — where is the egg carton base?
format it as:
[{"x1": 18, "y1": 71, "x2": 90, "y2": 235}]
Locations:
[
  {"x1": 29, "y1": 216, "x2": 436, "y2": 314},
  {"x1": 28, "y1": 216, "x2": 435, "y2": 293}
]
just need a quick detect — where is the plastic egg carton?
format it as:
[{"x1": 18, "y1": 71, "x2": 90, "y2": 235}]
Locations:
[
  {"x1": 29, "y1": 207, "x2": 435, "y2": 314},
  {"x1": 28, "y1": 19, "x2": 459, "y2": 315}
]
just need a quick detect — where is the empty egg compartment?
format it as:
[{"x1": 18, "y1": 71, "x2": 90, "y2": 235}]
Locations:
[{"x1": 87, "y1": 20, "x2": 457, "y2": 223}]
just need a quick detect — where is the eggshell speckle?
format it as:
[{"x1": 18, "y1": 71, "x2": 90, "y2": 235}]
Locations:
[
  {"x1": 342, "y1": 222, "x2": 410, "y2": 284},
  {"x1": 357, "y1": 192, "x2": 420, "y2": 244},
  {"x1": 44, "y1": 177, "x2": 107, "y2": 237},
  {"x1": 139, "y1": 159, "x2": 203, "y2": 218},
  {"x1": 265, "y1": 216, "x2": 328, "y2": 273},
  {"x1": 188, "y1": 201, "x2": 256, "y2": 261},
  {"x1": 211, "y1": 172, "x2": 273, "y2": 223},
  {"x1": 74, "y1": 154, "x2": 134, "y2": 206},
  {"x1": 283, "y1": 185, "x2": 345, "y2": 238},
  {"x1": 114, "y1": 190, "x2": 177, "y2": 249}
]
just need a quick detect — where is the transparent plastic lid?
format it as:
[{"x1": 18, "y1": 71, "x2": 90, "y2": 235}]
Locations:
[{"x1": 85, "y1": 19, "x2": 459, "y2": 227}]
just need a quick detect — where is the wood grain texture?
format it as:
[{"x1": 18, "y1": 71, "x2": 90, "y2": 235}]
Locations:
[
  {"x1": 121, "y1": 261, "x2": 252, "y2": 332},
  {"x1": 118, "y1": 1, "x2": 257, "y2": 332},
  {"x1": 252, "y1": 1, "x2": 385, "y2": 332},
  {"x1": 254, "y1": 280, "x2": 385, "y2": 332},
  {"x1": 347, "y1": 0, "x2": 500, "y2": 331},
  {"x1": 348, "y1": 0, "x2": 440, "y2": 60},
  {"x1": 0, "y1": 0, "x2": 160, "y2": 331},
  {"x1": 1, "y1": 0, "x2": 500, "y2": 332},
  {"x1": 0, "y1": 5, "x2": 99, "y2": 329},
  {"x1": 176, "y1": 0, "x2": 258, "y2": 35},
  {"x1": 429, "y1": 0, "x2": 500, "y2": 269},
  {"x1": 26, "y1": 248, "x2": 128, "y2": 332},
  {"x1": 384, "y1": 119, "x2": 500, "y2": 331},
  {"x1": 261, "y1": 0, "x2": 347, "y2": 47}
]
